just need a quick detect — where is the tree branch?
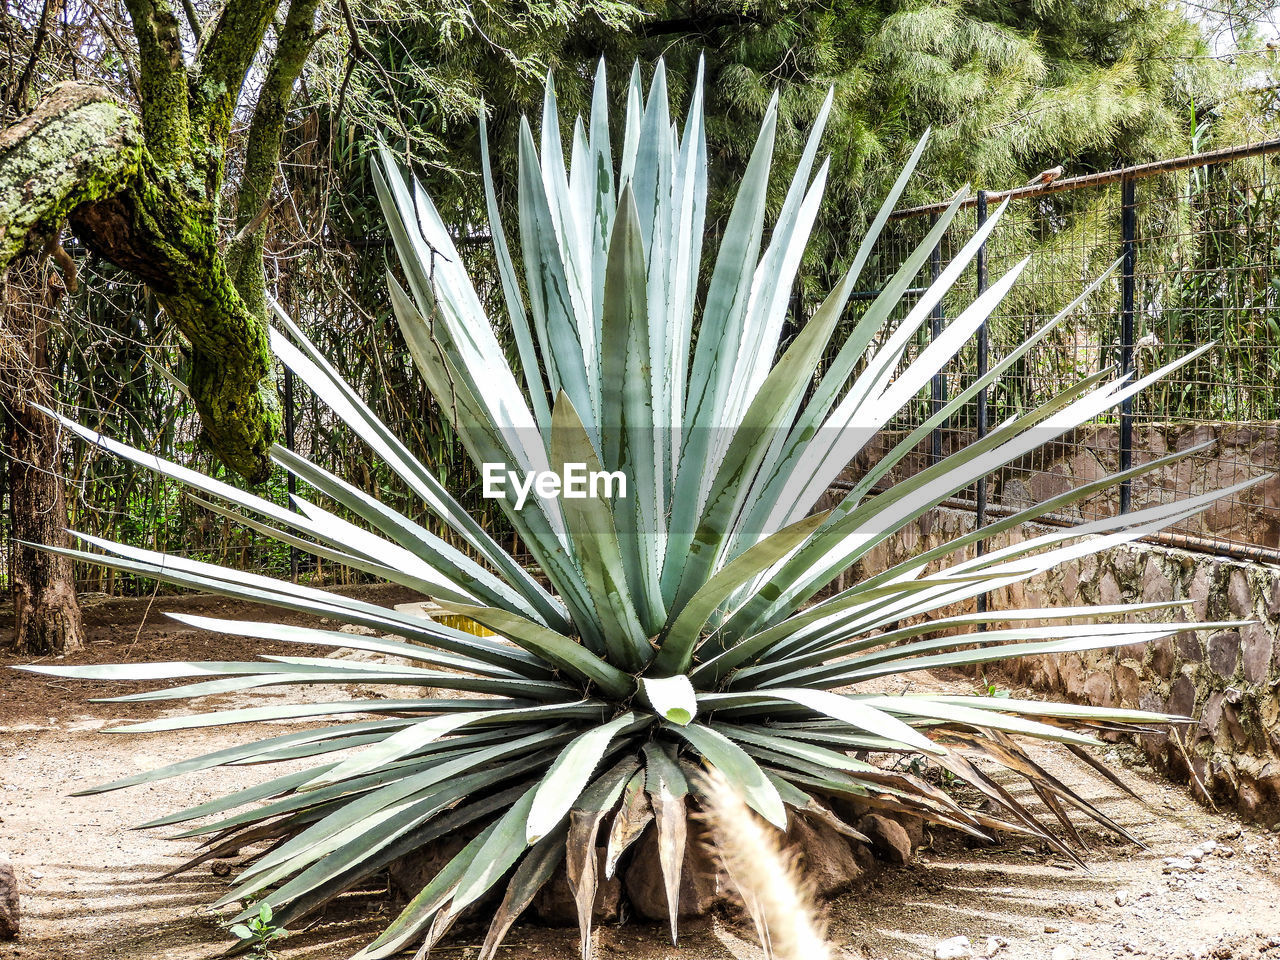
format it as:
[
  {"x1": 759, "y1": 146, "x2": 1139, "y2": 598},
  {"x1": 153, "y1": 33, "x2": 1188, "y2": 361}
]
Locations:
[
  {"x1": 0, "y1": 81, "x2": 142, "y2": 267},
  {"x1": 194, "y1": 0, "x2": 283, "y2": 148},
  {"x1": 226, "y1": 0, "x2": 323, "y2": 319},
  {"x1": 120, "y1": 0, "x2": 191, "y2": 163},
  {"x1": 179, "y1": 0, "x2": 204, "y2": 43}
]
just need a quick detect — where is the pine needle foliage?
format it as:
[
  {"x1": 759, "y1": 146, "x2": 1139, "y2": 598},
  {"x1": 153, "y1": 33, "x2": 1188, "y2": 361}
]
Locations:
[{"x1": 24, "y1": 61, "x2": 1260, "y2": 958}]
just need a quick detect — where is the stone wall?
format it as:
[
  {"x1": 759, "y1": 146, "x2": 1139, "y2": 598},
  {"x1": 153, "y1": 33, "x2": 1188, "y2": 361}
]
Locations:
[
  {"x1": 844, "y1": 505, "x2": 1280, "y2": 824},
  {"x1": 850, "y1": 422, "x2": 1280, "y2": 548}
]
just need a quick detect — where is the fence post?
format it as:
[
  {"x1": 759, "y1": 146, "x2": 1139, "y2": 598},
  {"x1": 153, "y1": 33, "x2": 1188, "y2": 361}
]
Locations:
[
  {"x1": 975, "y1": 191, "x2": 989, "y2": 616},
  {"x1": 284, "y1": 365, "x2": 298, "y2": 582},
  {"x1": 1119, "y1": 175, "x2": 1136, "y2": 514},
  {"x1": 930, "y1": 216, "x2": 946, "y2": 463}
]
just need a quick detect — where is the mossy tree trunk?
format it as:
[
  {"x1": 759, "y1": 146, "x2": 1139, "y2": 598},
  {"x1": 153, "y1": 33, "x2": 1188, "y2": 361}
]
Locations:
[
  {"x1": 0, "y1": 0, "x2": 323, "y2": 481},
  {"x1": 0, "y1": 0, "x2": 321, "y2": 652},
  {"x1": 1, "y1": 263, "x2": 85, "y2": 656}
]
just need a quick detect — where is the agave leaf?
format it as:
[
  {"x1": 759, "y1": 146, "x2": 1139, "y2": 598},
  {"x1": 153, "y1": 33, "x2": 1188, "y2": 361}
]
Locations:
[
  {"x1": 267, "y1": 305, "x2": 560, "y2": 628},
  {"x1": 184, "y1": 493, "x2": 405, "y2": 586},
  {"x1": 666, "y1": 246, "x2": 852, "y2": 617},
  {"x1": 638, "y1": 675, "x2": 697, "y2": 726},
  {"x1": 700, "y1": 688, "x2": 941, "y2": 755},
  {"x1": 479, "y1": 825, "x2": 569, "y2": 960},
  {"x1": 273, "y1": 447, "x2": 543, "y2": 622},
  {"x1": 56, "y1": 533, "x2": 546, "y2": 676},
  {"x1": 600, "y1": 184, "x2": 666, "y2": 634},
  {"x1": 642, "y1": 742, "x2": 689, "y2": 944},
  {"x1": 448, "y1": 783, "x2": 540, "y2": 917},
  {"x1": 228, "y1": 739, "x2": 566, "y2": 893},
  {"x1": 564, "y1": 758, "x2": 637, "y2": 955},
  {"x1": 518, "y1": 117, "x2": 596, "y2": 429},
  {"x1": 435, "y1": 601, "x2": 635, "y2": 699},
  {"x1": 730, "y1": 87, "x2": 835, "y2": 410},
  {"x1": 858, "y1": 696, "x2": 1103, "y2": 747},
  {"x1": 654, "y1": 510, "x2": 828, "y2": 674},
  {"x1": 548, "y1": 393, "x2": 653, "y2": 671},
  {"x1": 604, "y1": 770, "x2": 653, "y2": 878},
  {"x1": 310, "y1": 702, "x2": 604, "y2": 787},
  {"x1": 670, "y1": 723, "x2": 786, "y2": 828},
  {"x1": 353, "y1": 818, "x2": 501, "y2": 959},
  {"x1": 753, "y1": 620, "x2": 1189, "y2": 688},
  {"x1": 164, "y1": 613, "x2": 526, "y2": 679},
  {"x1": 480, "y1": 112, "x2": 549, "y2": 432},
  {"x1": 669, "y1": 91, "x2": 779, "y2": 595},
  {"x1": 170, "y1": 733, "x2": 535, "y2": 838},
  {"x1": 527, "y1": 713, "x2": 643, "y2": 843}
]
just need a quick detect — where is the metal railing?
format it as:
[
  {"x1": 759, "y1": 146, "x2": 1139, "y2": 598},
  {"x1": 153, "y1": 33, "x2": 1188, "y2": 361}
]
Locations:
[{"x1": 854, "y1": 138, "x2": 1280, "y2": 564}]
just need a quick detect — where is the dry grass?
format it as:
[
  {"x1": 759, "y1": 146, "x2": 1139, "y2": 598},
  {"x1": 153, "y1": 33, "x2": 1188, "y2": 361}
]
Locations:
[{"x1": 698, "y1": 769, "x2": 833, "y2": 960}]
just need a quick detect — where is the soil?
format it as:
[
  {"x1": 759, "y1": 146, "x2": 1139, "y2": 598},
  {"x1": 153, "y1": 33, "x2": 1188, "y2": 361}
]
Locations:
[{"x1": 2, "y1": 588, "x2": 1279, "y2": 960}]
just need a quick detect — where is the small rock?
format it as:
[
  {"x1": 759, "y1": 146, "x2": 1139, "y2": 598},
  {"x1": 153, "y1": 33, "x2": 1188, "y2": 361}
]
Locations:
[
  {"x1": 980, "y1": 936, "x2": 1006, "y2": 957},
  {"x1": 1114, "y1": 889, "x2": 1129, "y2": 906},
  {"x1": 934, "y1": 935, "x2": 974, "y2": 960},
  {"x1": 786, "y1": 816, "x2": 864, "y2": 896},
  {"x1": 1050, "y1": 947, "x2": 1075, "y2": 960},
  {"x1": 1044, "y1": 924, "x2": 1061, "y2": 933},
  {"x1": 858, "y1": 813, "x2": 913, "y2": 865},
  {"x1": 1162, "y1": 858, "x2": 1195, "y2": 873},
  {"x1": 531, "y1": 851, "x2": 621, "y2": 925},
  {"x1": 211, "y1": 861, "x2": 233, "y2": 878},
  {"x1": 1216, "y1": 826, "x2": 1242, "y2": 841},
  {"x1": 623, "y1": 824, "x2": 731, "y2": 920},
  {"x1": 0, "y1": 862, "x2": 17, "y2": 940}
]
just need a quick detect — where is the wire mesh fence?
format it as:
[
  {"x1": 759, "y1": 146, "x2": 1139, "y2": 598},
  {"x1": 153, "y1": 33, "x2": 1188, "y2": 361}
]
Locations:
[
  {"x1": 3, "y1": 139, "x2": 1278, "y2": 602},
  {"x1": 836, "y1": 138, "x2": 1280, "y2": 562}
]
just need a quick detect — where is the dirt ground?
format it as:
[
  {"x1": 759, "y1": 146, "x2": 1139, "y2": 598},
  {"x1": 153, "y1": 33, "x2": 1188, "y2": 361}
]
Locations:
[{"x1": 2, "y1": 587, "x2": 1279, "y2": 960}]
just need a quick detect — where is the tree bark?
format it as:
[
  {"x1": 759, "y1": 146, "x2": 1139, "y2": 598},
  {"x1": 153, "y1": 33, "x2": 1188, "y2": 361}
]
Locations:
[
  {"x1": 0, "y1": 79, "x2": 283, "y2": 481},
  {"x1": 1, "y1": 265, "x2": 84, "y2": 656}
]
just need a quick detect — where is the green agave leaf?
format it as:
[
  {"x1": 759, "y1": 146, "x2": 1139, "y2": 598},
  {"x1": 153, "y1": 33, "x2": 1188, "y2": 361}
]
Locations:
[
  {"x1": 435, "y1": 601, "x2": 635, "y2": 699},
  {"x1": 266, "y1": 304, "x2": 562, "y2": 629},
  {"x1": 353, "y1": 817, "x2": 501, "y2": 959},
  {"x1": 699, "y1": 688, "x2": 942, "y2": 755},
  {"x1": 857, "y1": 695, "x2": 1105, "y2": 747},
  {"x1": 480, "y1": 110, "x2": 550, "y2": 432},
  {"x1": 600, "y1": 183, "x2": 666, "y2": 635},
  {"x1": 669, "y1": 91, "x2": 779, "y2": 596},
  {"x1": 638, "y1": 675, "x2": 697, "y2": 726},
  {"x1": 669, "y1": 722, "x2": 786, "y2": 828},
  {"x1": 548, "y1": 393, "x2": 653, "y2": 671},
  {"x1": 309, "y1": 701, "x2": 605, "y2": 786},
  {"x1": 169, "y1": 735, "x2": 526, "y2": 838},
  {"x1": 526, "y1": 712, "x2": 642, "y2": 843},
  {"x1": 164, "y1": 613, "x2": 527, "y2": 679},
  {"x1": 479, "y1": 825, "x2": 568, "y2": 960},
  {"x1": 241, "y1": 763, "x2": 553, "y2": 920},
  {"x1": 448, "y1": 783, "x2": 540, "y2": 917},
  {"x1": 654, "y1": 510, "x2": 828, "y2": 674}
]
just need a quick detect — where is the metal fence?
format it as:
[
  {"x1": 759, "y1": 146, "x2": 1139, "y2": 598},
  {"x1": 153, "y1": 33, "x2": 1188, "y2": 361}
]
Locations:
[
  {"x1": 3, "y1": 139, "x2": 1279, "y2": 603},
  {"x1": 847, "y1": 139, "x2": 1280, "y2": 564}
]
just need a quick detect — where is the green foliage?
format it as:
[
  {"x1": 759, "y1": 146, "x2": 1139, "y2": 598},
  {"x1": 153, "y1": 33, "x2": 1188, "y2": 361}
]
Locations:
[
  {"x1": 28, "y1": 63, "x2": 1258, "y2": 959},
  {"x1": 227, "y1": 901, "x2": 290, "y2": 959}
]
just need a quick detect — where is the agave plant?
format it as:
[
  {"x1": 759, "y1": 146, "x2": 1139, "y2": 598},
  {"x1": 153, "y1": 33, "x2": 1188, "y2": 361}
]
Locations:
[{"x1": 26, "y1": 60, "x2": 1258, "y2": 959}]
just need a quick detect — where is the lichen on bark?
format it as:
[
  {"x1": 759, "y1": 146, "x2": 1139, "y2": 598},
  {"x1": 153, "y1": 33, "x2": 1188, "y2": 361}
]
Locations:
[{"x1": 0, "y1": 0, "x2": 318, "y2": 483}]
